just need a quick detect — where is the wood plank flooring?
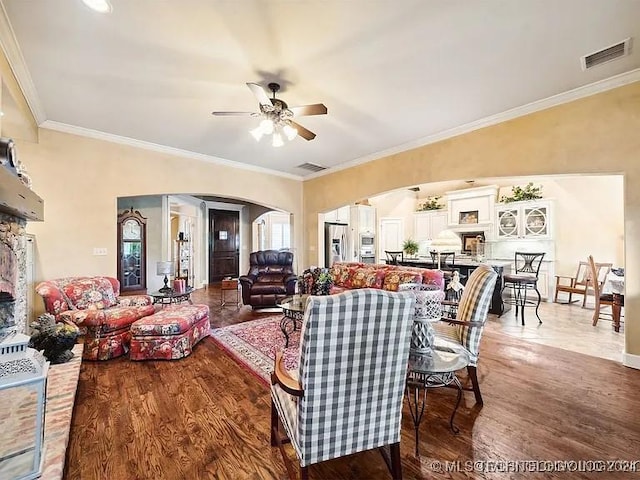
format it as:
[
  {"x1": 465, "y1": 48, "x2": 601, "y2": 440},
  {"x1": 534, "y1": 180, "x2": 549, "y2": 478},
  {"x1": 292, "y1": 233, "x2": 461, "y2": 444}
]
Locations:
[{"x1": 64, "y1": 286, "x2": 640, "y2": 480}]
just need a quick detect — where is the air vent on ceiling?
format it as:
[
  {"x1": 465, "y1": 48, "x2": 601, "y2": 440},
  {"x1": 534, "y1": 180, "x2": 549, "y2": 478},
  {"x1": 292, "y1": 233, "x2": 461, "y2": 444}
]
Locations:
[
  {"x1": 581, "y1": 38, "x2": 632, "y2": 70},
  {"x1": 408, "y1": 187, "x2": 420, "y2": 192},
  {"x1": 297, "y1": 162, "x2": 327, "y2": 172}
]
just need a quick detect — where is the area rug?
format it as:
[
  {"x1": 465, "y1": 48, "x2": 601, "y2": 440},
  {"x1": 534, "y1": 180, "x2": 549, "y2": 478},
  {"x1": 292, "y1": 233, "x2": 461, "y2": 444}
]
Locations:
[{"x1": 210, "y1": 315, "x2": 300, "y2": 387}]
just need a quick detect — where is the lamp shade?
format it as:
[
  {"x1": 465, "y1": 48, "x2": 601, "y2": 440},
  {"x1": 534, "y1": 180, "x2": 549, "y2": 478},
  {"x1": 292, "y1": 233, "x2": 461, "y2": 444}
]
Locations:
[
  {"x1": 156, "y1": 261, "x2": 174, "y2": 276},
  {"x1": 431, "y1": 229, "x2": 462, "y2": 253}
]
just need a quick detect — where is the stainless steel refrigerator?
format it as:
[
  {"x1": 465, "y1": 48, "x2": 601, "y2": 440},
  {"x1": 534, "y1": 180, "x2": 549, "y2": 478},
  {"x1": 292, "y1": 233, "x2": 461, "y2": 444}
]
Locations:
[{"x1": 325, "y1": 222, "x2": 349, "y2": 267}]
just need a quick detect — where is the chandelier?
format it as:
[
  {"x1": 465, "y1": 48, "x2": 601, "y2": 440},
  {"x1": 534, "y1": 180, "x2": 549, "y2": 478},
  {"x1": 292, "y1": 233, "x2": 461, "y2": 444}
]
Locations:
[{"x1": 249, "y1": 96, "x2": 298, "y2": 147}]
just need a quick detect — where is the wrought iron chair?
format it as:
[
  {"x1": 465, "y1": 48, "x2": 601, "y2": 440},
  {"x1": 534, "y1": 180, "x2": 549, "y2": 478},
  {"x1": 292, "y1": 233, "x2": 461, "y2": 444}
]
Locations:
[
  {"x1": 501, "y1": 252, "x2": 545, "y2": 325},
  {"x1": 384, "y1": 250, "x2": 404, "y2": 265},
  {"x1": 433, "y1": 264, "x2": 498, "y2": 404},
  {"x1": 429, "y1": 251, "x2": 456, "y2": 270},
  {"x1": 270, "y1": 289, "x2": 415, "y2": 479}
]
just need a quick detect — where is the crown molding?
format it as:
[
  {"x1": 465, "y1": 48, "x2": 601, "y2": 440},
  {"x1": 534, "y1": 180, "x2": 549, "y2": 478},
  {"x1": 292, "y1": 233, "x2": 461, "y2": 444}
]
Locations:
[
  {"x1": 40, "y1": 120, "x2": 303, "y2": 181},
  {"x1": 304, "y1": 68, "x2": 640, "y2": 181},
  {"x1": 0, "y1": 0, "x2": 47, "y2": 124}
]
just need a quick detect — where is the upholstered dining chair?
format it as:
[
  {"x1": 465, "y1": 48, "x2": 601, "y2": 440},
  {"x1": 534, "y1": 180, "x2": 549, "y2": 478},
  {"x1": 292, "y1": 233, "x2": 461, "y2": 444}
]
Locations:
[
  {"x1": 270, "y1": 289, "x2": 416, "y2": 480},
  {"x1": 432, "y1": 264, "x2": 498, "y2": 405}
]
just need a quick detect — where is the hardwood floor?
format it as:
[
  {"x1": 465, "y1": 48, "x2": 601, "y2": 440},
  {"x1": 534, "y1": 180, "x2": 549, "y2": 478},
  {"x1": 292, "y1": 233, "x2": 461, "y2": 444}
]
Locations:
[{"x1": 64, "y1": 286, "x2": 640, "y2": 479}]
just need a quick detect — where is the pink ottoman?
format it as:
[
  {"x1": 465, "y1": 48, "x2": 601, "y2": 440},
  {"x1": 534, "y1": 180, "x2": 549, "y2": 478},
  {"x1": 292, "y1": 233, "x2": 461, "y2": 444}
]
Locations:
[{"x1": 129, "y1": 304, "x2": 210, "y2": 360}]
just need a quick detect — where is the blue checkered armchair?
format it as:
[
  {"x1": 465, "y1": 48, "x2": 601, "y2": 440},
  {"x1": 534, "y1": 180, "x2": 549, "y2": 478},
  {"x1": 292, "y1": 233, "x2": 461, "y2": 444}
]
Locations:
[
  {"x1": 433, "y1": 263, "x2": 498, "y2": 405},
  {"x1": 270, "y1": 289, "x2": 416, "y2": 480}
]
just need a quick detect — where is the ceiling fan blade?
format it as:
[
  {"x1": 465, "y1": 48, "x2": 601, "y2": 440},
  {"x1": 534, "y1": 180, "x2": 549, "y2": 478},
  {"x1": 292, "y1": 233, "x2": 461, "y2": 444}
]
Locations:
[
  {"x1": 290, "y1": 121, "x2": 316, "y2": 141},
  {"x1": 289, "y1": 103, "x2": 327, "y2": 116},
  {"x1": 211, "y1": 111, "x2": 256, "y2": 116},
  {"x1": 246, "y1": 82, "x2": 272, "y2": 107}
]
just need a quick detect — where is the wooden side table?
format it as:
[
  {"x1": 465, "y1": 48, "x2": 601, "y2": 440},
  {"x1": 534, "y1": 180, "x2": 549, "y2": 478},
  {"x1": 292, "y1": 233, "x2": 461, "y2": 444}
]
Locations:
[{"x1": 221, "y1": 279, "x2": 240, "y2": 307}]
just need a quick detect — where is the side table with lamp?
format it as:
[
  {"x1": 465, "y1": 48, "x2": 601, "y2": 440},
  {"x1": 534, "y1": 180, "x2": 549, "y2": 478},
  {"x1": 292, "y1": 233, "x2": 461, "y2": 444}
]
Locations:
[{"x1": 156, "y1": 261, "x2": 174, "y2": 293}]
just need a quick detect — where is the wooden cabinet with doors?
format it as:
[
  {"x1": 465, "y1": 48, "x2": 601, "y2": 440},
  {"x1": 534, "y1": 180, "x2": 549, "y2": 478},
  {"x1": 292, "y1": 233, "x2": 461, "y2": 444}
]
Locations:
[{"x1": 117, "y1": 207, "x2": 147, "y2": 295}]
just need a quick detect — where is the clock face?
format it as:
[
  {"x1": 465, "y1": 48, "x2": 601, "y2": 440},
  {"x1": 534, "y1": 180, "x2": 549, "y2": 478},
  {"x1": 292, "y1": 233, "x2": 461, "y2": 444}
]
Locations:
[{"x1": 123, "y1": 219, "x2": 141, "y2": 240}]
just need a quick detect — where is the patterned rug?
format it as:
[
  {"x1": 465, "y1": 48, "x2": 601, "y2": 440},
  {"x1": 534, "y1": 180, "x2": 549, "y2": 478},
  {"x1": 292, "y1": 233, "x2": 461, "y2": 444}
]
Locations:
[{"x1": 210, "y1": 315, "x2": 300, "y2": 387}]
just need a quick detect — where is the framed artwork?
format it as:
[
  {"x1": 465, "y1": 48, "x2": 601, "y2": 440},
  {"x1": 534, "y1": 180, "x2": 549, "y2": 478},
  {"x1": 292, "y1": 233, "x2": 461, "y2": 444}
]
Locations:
[
  {"x1": 459, "y1": 210, "x2": 479, "y2": 224},
  {"x1": 461, "y1": 232, "x2": 485, "y2": 254}
]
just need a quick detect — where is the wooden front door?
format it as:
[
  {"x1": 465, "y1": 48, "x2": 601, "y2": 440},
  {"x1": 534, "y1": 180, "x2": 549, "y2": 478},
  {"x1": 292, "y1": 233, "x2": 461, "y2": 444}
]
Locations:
[{"x1": 209, "y1": 209, "x2": 240, "y2": 283}]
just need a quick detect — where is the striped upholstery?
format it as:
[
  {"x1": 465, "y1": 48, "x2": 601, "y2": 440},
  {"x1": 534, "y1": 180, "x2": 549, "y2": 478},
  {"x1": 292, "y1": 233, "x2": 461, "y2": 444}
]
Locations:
[
  {"x1": 271, "y1": 288, "x2": 415, "y2": 467},
  {"x1": 434, "y1": 264, "x2": 497, "y2": 366}
]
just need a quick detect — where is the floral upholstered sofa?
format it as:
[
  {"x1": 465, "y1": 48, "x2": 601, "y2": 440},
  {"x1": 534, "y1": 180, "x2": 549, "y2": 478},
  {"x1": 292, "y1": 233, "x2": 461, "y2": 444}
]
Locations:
[
  {"x1": 35, "y1": 276, "x2": 155, "y2": 360},
  {"x1": 302, "y1": 262, "x2": 444, "y2": 295}
]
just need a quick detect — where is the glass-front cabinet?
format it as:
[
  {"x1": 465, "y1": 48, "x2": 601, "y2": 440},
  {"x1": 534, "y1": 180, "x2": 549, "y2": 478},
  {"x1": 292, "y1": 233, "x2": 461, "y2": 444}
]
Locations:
[
  {"x1": 117, "y1": 207, "x2": 147, "y2": 294},
  {"x1": 496, "y1": 200, "x2": 552, "y2": 239}
]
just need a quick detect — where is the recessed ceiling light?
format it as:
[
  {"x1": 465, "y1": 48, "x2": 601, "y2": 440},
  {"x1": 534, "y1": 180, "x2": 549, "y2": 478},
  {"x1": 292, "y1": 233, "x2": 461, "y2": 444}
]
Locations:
[{"x1": 81, "y1": 0, "x2": 112, "y2": 13}]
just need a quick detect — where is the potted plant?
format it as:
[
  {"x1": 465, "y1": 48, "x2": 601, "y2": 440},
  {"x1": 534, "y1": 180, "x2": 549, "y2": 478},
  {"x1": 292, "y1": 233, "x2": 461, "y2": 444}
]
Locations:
[
  {"x1": 500, "y1": 182, "x2": 543, "y2": 203},
  {"x1": 403, "y1": 238, "x2": 419, "y2": 258},
  {"x1": 29, "y1": 313, "x2": 79, "y2": 364},
  {"x1": 416, "y1": 196, "x2": 443, "y2": 211}
]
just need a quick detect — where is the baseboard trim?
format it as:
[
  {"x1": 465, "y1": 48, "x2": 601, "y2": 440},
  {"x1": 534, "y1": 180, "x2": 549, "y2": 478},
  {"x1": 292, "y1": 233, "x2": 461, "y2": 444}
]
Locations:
[{"x1": 622, "y1": 352, "x2": 640, "y2": 370}]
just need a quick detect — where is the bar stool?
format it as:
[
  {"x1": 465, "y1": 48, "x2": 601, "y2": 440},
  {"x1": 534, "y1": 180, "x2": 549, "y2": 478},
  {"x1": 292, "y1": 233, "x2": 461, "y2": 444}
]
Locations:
[
  {"x1": 384, "y1": 250, "x2": 404, "y2": 265},
  {"x1": 501, "y1": 252, "x2": 545, "y2": 325}
]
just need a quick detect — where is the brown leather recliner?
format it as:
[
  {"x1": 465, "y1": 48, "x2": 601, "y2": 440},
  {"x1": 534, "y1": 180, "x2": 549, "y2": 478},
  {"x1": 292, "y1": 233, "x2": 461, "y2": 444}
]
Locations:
[{"x1": 239, "y1": 250, "x2": 297, "y2": 308}]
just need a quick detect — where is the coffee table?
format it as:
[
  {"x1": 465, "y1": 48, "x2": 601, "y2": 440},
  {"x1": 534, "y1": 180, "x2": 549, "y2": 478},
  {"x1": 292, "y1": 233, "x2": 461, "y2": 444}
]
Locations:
[
  {"x1": 278, "y1": 295, "x2": 309, "y2": 348},
  {"x1": 151, "y1": 287, "x2": 194, "y2": 306},
  {"x1": 405, "y1": 337, "x2": 470, "y2": 456}
]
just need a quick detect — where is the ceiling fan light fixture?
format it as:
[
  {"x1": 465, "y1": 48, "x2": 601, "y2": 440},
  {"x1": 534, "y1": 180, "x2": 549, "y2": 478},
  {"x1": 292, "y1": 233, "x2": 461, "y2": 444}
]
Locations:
[
  {"x1": 283, "y1": 123, "x2": 298, "y2": 141},
  {"x1": 259, "y1": 119, "x2": 274, "y2": 135},
  {"x1": 272, "y1": 131, "x2": 284, "y2": 148},
  {"x1": 81, "y1": 0, "x2": 113, "y2": 13},
  {"x1": 249, "y1": 126, "x2": 264, "y2": 142}
]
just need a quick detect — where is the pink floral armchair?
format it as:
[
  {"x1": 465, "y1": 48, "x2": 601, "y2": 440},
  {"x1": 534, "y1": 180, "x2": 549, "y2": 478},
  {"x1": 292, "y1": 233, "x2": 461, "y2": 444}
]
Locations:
[{"x1": 35, "y1": 276, "x2": 155, "y2": 360}]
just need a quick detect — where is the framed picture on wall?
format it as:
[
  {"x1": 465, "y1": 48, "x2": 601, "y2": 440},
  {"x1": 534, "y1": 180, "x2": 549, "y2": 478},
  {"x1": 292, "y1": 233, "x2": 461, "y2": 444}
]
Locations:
[
  {"x1": 461, "y1": 232, "x2": 485, "y2": 254},
  {"x1": 459, "y1": 210, "x2": 479, "y2": 224}
]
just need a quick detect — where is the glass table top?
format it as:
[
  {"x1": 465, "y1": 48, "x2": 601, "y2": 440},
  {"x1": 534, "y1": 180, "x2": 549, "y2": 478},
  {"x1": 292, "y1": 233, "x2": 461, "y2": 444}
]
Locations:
[
  {"x1": 408, "y1": 337, "x2": 470, "y2": 374},
  {"x1": 278, "y1": 295, "x2": 310, "y2": 313}
]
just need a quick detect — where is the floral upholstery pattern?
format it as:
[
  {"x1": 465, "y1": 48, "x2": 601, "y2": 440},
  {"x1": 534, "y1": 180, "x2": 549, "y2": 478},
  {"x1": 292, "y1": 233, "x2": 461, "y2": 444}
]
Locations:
[
  {"x1": 310, "y1": 263, "x2": 445, "y2": 294},
  {"x1": 35, "y1": 276, "x2": 154, "y2": 361},
  {"x1": 381, "y1": 270, "x2": 424, "y2": 291},
  {"x1": 129, "y1": 304, "x2": 210, "y2": 361},
  {"x1": 345, "y1": 267, "x2": 386, "y2": 289}
]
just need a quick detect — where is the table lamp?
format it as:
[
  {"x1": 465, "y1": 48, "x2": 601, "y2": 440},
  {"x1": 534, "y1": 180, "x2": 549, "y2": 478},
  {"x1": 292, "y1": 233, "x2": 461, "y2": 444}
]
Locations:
[
  {"x1": 430, "y1": 229, "x2": 462, "y2": 269},
  {"x1": 156, "y1": 261, "x2": 175, "y2": 292}
]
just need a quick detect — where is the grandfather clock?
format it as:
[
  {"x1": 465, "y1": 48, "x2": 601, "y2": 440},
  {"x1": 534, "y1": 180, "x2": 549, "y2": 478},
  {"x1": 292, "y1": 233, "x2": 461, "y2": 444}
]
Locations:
[{"x1": 117, "y1": 207, "x2": 147, "y2": 295}]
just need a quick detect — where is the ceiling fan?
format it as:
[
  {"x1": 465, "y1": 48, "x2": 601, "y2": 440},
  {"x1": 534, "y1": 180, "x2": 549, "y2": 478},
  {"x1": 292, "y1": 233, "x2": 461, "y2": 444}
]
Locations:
[{"x1": 212, "y1": 82, "x2": 327, "y2": 143}]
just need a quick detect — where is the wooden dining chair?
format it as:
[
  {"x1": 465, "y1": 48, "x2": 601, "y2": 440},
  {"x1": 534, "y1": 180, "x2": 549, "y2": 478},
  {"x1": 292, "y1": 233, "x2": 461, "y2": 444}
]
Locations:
[
  {"x1": 554, "y1": 261, "x2": 590, "y2": 304},
  {"x1": 583, "y1": 259, "x2": 613, "y2": 308},
  {"x1": 587, "y1": 255, "x2": 616, "y2": 326}
]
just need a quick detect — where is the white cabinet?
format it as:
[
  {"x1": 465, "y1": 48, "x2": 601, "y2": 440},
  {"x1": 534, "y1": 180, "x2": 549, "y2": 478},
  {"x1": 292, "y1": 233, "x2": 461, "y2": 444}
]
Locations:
[
  {"x1": 350, "y1": 205, "x2": 376, "y2": 233},
  {"x1": 496, "y1": 200, "x2": 553, "y2": 240},
  {"x1": 325, "y1": 206, "x2": 350, "y2": 224},
  {"x1": 414, "y1": 210, "x2": 448, "y2": 241}
]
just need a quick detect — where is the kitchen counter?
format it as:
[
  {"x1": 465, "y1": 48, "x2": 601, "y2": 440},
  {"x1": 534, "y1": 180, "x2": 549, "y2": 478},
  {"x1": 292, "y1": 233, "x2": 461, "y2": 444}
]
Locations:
[{"x1": 395, "y1": 257, "x2": 512, "y2": 315}]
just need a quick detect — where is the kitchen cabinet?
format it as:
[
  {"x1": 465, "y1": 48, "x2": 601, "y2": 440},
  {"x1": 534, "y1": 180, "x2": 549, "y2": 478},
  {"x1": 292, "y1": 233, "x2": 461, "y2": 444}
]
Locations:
[
  {"x1": 496, "y1": 200, "x2": 553, "y2": 240},
  {"x1": 325, "y1": 206, "x2": 350, "y2": 224},
  {"x1": 413, "y1": 210, "x2": 448, "y2": 241},
  {"x1": 350, "y1": 205, "x2": 376, "y2": 233}
]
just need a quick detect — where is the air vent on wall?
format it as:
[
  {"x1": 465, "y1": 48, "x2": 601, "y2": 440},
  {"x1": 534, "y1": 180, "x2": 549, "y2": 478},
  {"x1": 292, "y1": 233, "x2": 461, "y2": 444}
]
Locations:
[
  {"x1": 581, "y1": 38, "x2": 632, "y2": 70},
  {"x1": 297, "y1": 162, "x2": 327, "y2": 172}
]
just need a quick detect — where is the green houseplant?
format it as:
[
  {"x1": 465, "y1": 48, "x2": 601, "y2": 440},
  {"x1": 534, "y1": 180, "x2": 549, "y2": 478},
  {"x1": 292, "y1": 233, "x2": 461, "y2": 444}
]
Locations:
[
  {"x1": 416, "y1": 196, "x2": 443, "y2": 211},
  {"x1": 500, "y1": 182, "x2": 543, "y2": 203},
  {"x1": 403, "y1": 238, "x2": 419, "y2": 257}
]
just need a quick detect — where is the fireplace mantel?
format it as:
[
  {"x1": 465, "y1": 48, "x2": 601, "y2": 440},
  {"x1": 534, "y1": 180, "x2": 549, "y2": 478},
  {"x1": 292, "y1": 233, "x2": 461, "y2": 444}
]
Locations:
[{"x1": 0, "y1": 166, "x2": 44, "y2": 221}]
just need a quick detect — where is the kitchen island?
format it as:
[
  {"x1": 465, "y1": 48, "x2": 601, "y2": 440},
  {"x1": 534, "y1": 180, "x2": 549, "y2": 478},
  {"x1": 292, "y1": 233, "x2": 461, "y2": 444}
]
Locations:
[{"x1": 394, "y1": 257, "x2": 512, "y2": 315}]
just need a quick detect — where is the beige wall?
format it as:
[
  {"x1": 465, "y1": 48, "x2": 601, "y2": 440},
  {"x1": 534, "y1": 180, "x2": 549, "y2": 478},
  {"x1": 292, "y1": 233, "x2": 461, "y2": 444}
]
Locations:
[
  {"x1": 20, "y1": 127, "x2": 303, "y2": 302},
  {"x1": 303, "y1": 82, "x2": 640, "y2": 358}
]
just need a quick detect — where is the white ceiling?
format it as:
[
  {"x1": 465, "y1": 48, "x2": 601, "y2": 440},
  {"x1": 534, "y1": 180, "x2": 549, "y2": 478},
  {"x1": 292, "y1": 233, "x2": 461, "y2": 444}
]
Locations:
[{"x1": 2, "y1": 0, "x2": 640, "y2": 178}]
